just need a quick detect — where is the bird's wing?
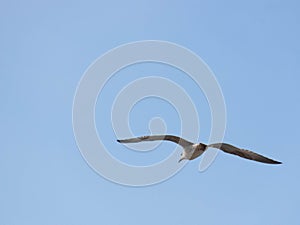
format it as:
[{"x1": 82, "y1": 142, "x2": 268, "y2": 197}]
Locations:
[
  {"x1": 117, "y1": 135, "x2": 193, "y2": 148},
  {"x1": 207, "y1": 143, "x2": 282, "y2": 164}
]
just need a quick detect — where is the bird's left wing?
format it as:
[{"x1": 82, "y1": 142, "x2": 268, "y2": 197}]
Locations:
[{"x1": 208, "y1": 143, "x2": 282, "y2": 164}]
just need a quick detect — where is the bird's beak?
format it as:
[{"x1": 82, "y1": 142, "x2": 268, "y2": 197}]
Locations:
[{"x1": 178, "y1": 158, "x2": 183, "y2": 163}]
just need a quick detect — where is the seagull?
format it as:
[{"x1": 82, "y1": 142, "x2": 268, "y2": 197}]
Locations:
[{"x1": 117, "y1": 135, "x2": 282, "y2": 164}]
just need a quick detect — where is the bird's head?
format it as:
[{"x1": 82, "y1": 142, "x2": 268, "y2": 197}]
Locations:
[{"x1": 178, "y1": 153, "x2": 187, "y2": 163}]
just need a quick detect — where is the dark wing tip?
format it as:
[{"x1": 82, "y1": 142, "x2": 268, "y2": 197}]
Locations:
[
  {"x1": 271, "y1": 160, "x2": 282, "y2": 164},
  {"x1": 117, "y1": 139, "x2": 132, "y2": 143},
  {"x1": 261, "y1": 157, "x2": 282, "y2": 164}
]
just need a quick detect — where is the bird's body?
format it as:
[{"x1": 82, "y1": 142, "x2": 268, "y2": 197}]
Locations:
[
  {"x1": 117, "y1": 135, "x2": 281, "y2": 164},
  {"x1": 182, "y1": 143, "x2": 206, "y2": 161}
]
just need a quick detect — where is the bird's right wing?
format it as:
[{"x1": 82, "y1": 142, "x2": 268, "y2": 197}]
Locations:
[
  {"x1": 117, "y1": 135, "x2": 193, "y2": 148},
  {"x1": 208, "y1": 143, "x2": 282, "y2": 164}
]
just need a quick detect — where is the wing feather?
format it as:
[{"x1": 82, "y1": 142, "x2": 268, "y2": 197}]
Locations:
[
  {"x1": 117, "y1": 135, "x2": 193, "y2": 148},
  {"x1": 208, "y1": 143, "x2": 281, "y2": 164}
]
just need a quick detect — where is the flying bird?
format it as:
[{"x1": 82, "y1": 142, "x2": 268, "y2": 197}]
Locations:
[{"x1": 117, "y1": 135, "x2": 281, "y2": 164}]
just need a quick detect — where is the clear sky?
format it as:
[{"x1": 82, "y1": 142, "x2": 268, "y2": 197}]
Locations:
[{"x1": 1, "y1": 0, "x2": 300, "y2": 224}]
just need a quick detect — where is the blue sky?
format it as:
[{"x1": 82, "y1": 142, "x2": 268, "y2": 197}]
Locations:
[{"x1": 1, "y1": 0, "x2": 300, "y2": 224}]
